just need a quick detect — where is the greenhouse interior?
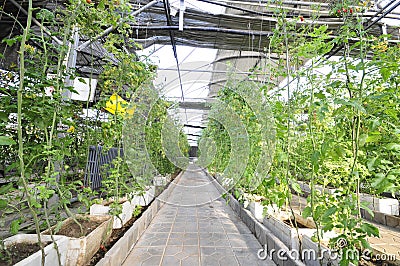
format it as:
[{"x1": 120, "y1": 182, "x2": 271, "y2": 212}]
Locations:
[{"x1": 0, "y1": 0, "x2": 400, "y2": 265}]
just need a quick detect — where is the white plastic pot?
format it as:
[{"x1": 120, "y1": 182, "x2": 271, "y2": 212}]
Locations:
[{"x1": 3, "y1": 234, "x2": 69, "y2": 266}]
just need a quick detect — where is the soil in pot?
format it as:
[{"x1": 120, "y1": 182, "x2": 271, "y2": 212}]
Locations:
[
  {"x1": 283, "y1": 219, "x2": 309, "y2": 228},
  {"x1": 170, "y1": 170, "x2": 181, "y2": 180},
  {"x1": 54, "y1": 217, "x2": 104, "y2": 238},
  {"x1": 0, "y1": 241, "x2": 50, "y2": 266},
  {"x1": 103, "y1": 199, "x2": 128, "y2": 207},
  {"x1": 88, "y1": 206, "x2": 146, "y2": 266}
]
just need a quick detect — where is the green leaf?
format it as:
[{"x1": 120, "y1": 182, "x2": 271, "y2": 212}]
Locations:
[
  {"x1": 367, "y1": 157, "x2": 378, "y2": 171},
  {"x1": 366, "y1": 134, "x2": 381, "y2": 143},
  {"x1": 359, "y1": 134, "x2": 367, "y2": 147},
  {"x1": 291, "y1": 182, "x2": 302, "y2": 194},
  {"x1": 10, "y1": 219, "x2": 20, "y2": 235},
  {"x1": 360, "y1": 223, "x2": 379, "y2": 237},
  {"x1": 2, "y1": 38, "x2": 17, "y2": 46},
  {"x1": 311, "y1": 151, "x2": 320, "y2": 171},
  {"x1": 384, "y1": 108, "x2": 398, "y2": 119},
  {"x1": 314, "y1": 92, "x2": 326, "y2": 100},
  {"x1": 380, "y1": 67, "x2": 391, "y2": 81},
  {"x1": 0, "y1": 136, "x2": 16, "y2": 145},
  {"x1": 302, "y1": 206, "x2": 312, "y2": 218},
  {"x1": 322, "y1": 206, "x2": 337, "y2": 218},
  {"x1": 0, "y1": 199, "x2": 7, "y2": 209},
  {"x1": 321, "y1": 139, "x2": 333, "y2": 156},
  {"x1": 360, "y1": 238, "x2": 371, "y2": 249},
  {"x1": 0, "y1": 183, "x2": 13, "y2": 195},
  {"x1": 371, "y1": 173, "x2": 386, "y2": 188},
  {"x1": 355, "y1": 62, "x2": 366, "y2": 71},
  {"x1": 334, "y1": 98, "x2": 366, "y2": 114},
  {"x1": 0, "y1": 112, "x2": 7, "y2": 122},
  {"x1": 360, "y1": 201, "x2": 374, "y2": 217},
  {"x1": 53, "y1": 221, "x2": 64, "y2": 234},
  {"x1": 386, "y1": 143, "x2": 400, "y2": 151}
]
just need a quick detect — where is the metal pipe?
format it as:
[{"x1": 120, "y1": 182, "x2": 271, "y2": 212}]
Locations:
[
  {"x1": 226, "y1": 0, "x2": 330, "y2": 7},
  {"x1": 77, "y1": 0, "x2": 161, "y2": 51},
  {"x1": 364, "y1": 0, "x2": 397, "y2": 26},
  {"x1": 365, "y1": 0, "x2": 400, "y2": 31},
  {"x1": 157, "y1": 67, "x2": 271, "y2": 75}
]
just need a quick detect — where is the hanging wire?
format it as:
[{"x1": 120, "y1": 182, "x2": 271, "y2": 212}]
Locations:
[{"x1": 162, "y1": 0, "x2": 185, "y2": 101}]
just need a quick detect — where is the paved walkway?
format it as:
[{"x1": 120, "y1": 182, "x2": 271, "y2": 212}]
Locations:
[{"x1": 122, "y1": 163, "x2": 275, "y2": 266}]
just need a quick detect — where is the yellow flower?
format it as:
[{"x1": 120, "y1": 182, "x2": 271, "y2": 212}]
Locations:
[
  {"x1": 67, "y1": 126, "x2": 75, "y2": 133},
  {"x1": 26, "y1": 44, "x2": 35, "y2": 55}
]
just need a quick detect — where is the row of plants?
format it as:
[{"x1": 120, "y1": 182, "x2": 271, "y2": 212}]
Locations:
[
  {"x1": 200, "y1": 1, "x2": 399, "y2": 265},
  {"x1": 0, "y1": 0, "x2": 189, "y2": 265}
]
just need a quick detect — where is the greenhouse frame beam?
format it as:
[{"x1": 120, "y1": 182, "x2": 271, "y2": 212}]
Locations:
[
  {"x1": 184, "y1": 124, "x2": 206, "y2": 129},
  {"x1": 178, "y1": 101, "x2": 211, "y2": 110},
  {"x1": 226, "y1": 0, "x2": 330, "y2": 7},
  {"x1": 196, "y1": 0, "x2": 332, "y2": 17},
  {"x1": 131, "y1": 25, "x2": 274, "y2": 37},
  {"x1": 365, "y1": 0, "x2": 400, "y2": 31},
  {"x1": 187, "y1": 133, "x2": 202, "y2": 137},
  {"x1": 77, "y1": 0, "x2": 161, "y2": 52}
]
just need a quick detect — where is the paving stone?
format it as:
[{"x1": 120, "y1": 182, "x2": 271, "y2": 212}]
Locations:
[
  {"x1": 181, "y1": 255, "x2": 200, "y2": 266},
  {"x1": 200, "y1": 247, "x2": 238, "y2": 266},
  {"x1": 167, "y1": 232, "x2": 199, "y2": 246},
  {"x1": 227, "y1": 233, "x2": 262, "y2": 248},
  {"x1": 172, "y1": 221, "x2": 199, "y2": 232},
  {"x1": 161, "y1": 255, "x2": 181, "y2": 265},
  {"x1": 122, "y1": 164, "x2": 276, "y2": 266},
  {"x1": 135, "y1": 232, "x2": 170, "y2": 246},
  {"x1": 198, "y1": 222, "x2": 224, "y2": 232},
  {"x1": 232, "y1": 247, "x2": 275, "y2": 266},
  {"x1": 146, "y1": 222, "x2": 173, "y2": 233},
  {"x1": 164, "y1": 245, "x2": 199, "y2": 259},
  {"x1": 199, "y1": 232, "x2": 231, "y2": 247},
  {"x1": 122, "y1": 246, "x2": 164, "y2": 266}
]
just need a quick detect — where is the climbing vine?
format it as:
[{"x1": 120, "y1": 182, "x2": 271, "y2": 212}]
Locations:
[{"x1": 201, "y1": 1, "x2": 399, "y2": 265}]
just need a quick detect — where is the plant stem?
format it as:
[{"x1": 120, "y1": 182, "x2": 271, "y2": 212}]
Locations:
[
  {"x1": 43, "y1": 201, "x2": 62, "y2": 266},
  {"x1": 281, "y1": 16, "x2": 303, "y2": 251},
  {"x1": 39, "y1": 14, "x2": 63, "y2": 266},
  {"x1": 307, "y1": 64, "x2": 323, "y2": 266},
  {"x1": 17, "y1": 0, "x2": 46, "y2": 265}
]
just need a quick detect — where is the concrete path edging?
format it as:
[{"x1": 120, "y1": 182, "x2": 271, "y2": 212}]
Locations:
[
  {"x1": 204, "y1": 170, "x2": 306, "y2": 266},
  {"x1": 95, "y1": 171, "x2": 184, "y2": 266}
]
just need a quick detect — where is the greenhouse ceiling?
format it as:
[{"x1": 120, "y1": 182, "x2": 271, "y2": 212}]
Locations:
[{"x1": 1, "y1": 0, "x2": 400, "y2": 146}]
